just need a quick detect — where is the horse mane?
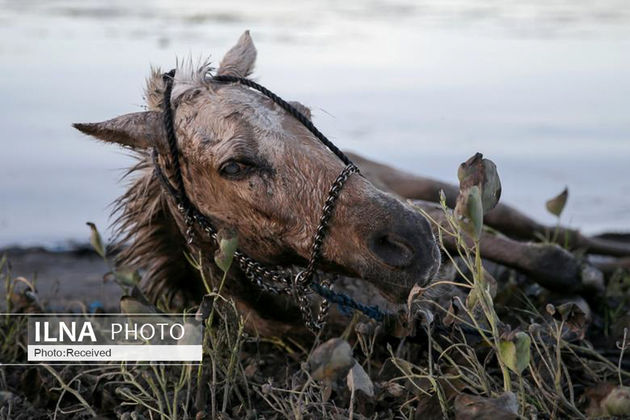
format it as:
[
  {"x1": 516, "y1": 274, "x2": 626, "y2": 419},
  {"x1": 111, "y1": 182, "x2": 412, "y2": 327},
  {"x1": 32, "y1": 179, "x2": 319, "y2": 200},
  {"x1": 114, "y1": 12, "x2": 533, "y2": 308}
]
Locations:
[
  {"x1": 144, "y1": 58, "x2": 215, "y2": 111},
  {"x1": 110, "y1": 153, "x2": 204, "y2": 308}
]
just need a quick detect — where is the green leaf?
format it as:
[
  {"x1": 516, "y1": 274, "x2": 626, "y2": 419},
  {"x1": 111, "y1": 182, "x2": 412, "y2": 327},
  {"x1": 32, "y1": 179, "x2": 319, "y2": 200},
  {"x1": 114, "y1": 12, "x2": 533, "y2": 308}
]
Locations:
[
  {"x1": 456, "y1": 185, "x2": 484, "y2": 240},
  {"x1": 467, "y1": 186, "x2": 484, "y2": 239},
  {"x1": 439, "y1": 189, "x2": 447, "y2": 206},
  {"x1": 86, "y1": 222, "x2": 106, "y2": 259},
  {"x1": 603, "y1": 386, "x2": 630, "y2": 416},
  {"x1": 214, "y1": 234, "x2": 239, "y2": 273},
  {"x1": 498, "y1": 331, "x2": 531, "y2": 375},
  {"x1": 114, "y1": 268, "x2": 141, "y2": 287},
  {"x1": 545, "y1": 187, "x2": 568, "y2": 217}
]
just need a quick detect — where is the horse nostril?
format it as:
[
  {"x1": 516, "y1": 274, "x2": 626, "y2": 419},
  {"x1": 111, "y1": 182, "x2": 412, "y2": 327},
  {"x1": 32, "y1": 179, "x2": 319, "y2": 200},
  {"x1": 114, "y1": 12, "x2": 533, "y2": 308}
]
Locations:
[{"x1": 368, "y1": 233, "x2": 415, "y2": 269}]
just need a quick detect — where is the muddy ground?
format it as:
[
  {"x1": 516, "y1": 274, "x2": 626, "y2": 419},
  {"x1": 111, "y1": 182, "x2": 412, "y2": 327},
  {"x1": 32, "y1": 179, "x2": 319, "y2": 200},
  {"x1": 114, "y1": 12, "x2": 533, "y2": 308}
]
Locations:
[
  {"x1": 2, "y1": 235, "x2": 630, "y2": 418},
  {"x1": 0, "y1": 246, "x2": 122, "y2": 311}
]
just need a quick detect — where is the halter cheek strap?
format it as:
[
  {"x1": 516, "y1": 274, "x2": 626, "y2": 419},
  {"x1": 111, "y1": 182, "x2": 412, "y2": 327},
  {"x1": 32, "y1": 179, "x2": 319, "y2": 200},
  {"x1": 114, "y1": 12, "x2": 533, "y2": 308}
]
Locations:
[{"x1": 153, "y1": 69, "x2": 385, "y2": 332}]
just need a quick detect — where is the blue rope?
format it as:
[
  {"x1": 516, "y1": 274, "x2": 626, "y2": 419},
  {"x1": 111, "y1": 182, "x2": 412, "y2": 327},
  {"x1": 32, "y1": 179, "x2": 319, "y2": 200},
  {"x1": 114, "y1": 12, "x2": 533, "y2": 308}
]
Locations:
[{"x1": 309, "y1": 282, "x2": 387, "y2": 322}]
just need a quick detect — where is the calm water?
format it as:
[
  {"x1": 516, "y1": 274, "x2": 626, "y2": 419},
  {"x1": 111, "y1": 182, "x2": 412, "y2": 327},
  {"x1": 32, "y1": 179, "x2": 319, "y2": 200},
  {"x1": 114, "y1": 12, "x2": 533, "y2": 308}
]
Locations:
[{"x1": 1, "y1": 0, "x2": 629, "y2": 248}]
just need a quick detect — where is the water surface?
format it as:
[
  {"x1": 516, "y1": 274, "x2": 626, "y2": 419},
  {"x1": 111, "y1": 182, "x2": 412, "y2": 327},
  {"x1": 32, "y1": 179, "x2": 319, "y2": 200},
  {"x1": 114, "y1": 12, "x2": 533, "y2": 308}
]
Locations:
[{"x1": 0, "y1": 0, "x2": 629, "y2": 247}]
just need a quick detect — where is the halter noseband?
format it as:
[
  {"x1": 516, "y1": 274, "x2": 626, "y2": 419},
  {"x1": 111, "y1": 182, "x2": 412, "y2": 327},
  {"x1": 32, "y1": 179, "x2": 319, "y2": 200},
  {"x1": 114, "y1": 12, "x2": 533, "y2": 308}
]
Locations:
[{"x1": 153, "y1": 69, "x2": 385, "y2": 331}]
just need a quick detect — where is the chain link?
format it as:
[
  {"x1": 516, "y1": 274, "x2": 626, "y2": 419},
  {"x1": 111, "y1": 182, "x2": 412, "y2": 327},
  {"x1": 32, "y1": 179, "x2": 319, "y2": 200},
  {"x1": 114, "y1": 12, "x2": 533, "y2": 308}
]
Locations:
[{"x1": 297, "y1": 164, "x2": 359, "y2": 285}]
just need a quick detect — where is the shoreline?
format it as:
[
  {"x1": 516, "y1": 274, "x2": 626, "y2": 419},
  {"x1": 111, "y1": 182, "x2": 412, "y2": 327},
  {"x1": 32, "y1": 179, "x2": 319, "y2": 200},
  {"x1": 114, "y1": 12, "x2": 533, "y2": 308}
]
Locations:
[{"x1": 2, "y1": 230, "x2": 629, "y2": 313}]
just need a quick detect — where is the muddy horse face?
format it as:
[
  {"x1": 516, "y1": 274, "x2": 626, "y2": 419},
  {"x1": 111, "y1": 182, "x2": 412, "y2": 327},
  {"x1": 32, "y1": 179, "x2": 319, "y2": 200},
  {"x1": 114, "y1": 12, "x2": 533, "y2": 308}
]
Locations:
[{"x1": 74, "y1": 31, "x2": 440, "y2": 302}]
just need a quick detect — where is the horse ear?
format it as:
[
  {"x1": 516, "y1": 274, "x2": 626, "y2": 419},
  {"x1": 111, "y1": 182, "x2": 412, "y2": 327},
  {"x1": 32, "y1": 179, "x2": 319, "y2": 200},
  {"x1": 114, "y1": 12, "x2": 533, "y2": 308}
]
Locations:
[
  {"x1": 217, "y1": 30, "x2": 257, "y2": 78},
  {"x1": 73, "y1": 111, "x2": 166, "y2": 151},
  {"x1": 289, "y1": 101, "x2": 311, "y2": 120}
]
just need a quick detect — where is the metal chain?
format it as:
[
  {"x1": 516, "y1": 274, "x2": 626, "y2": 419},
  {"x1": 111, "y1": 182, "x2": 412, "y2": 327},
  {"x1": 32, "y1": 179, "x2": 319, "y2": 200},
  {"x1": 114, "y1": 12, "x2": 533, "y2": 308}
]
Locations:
[
  {"x1": 296, "y1": 164, "x2": 359, "y2": 286},
  {"x1": 152, "y1": 70, "x2": 390, "y2": 332},
  {"x1": 295, "y1": 163, "x2": 359, "y2": 329}
]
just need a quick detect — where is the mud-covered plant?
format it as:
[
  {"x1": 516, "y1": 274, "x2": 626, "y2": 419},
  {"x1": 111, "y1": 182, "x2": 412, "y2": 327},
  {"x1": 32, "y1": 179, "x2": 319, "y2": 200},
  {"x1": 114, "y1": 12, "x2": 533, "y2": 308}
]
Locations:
[
  {"x1": 86, "y1": 222, "x2": 140, "y2": 293},
  {"x1": 411, "y1": 154, "x2": 630, "y2": 418},
  {"x1": 540, "y1": 186, "x2": 571, "y2": 246},
  {"x1": 415, "y1": 153, "x2": 528, "y2": 409},
  {"x1": 452, "y1": 153, "x2": 517, "y2": 392},
  {"x1": 189, "y1": 230, "x2": 249, "y2": 419}
]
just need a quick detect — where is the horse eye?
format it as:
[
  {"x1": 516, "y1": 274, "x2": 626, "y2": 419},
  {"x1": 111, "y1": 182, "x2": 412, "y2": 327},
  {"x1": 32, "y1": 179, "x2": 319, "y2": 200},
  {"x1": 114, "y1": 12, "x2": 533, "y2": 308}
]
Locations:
[{"x1": 220, "y1": 160, "x2": 248, "y2": 177}]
